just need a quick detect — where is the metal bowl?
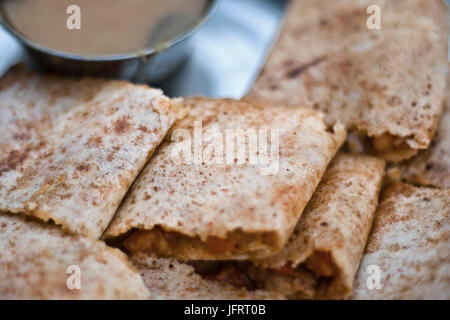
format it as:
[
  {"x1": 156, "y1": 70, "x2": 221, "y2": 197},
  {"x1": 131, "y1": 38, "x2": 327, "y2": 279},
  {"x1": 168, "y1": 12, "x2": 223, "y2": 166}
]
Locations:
[{"x1": 0, "y1": 0, "x2": 218, "y2": 83}]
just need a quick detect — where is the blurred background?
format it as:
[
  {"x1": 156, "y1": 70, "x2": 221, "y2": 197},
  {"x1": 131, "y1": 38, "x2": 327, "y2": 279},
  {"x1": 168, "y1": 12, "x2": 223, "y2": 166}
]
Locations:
[
  {"x1": 1, "y1": 0, "x2": 448, "y2": 98},
  {"x1": 0, "y1": 0, "x2": 287, "y2": 98}
]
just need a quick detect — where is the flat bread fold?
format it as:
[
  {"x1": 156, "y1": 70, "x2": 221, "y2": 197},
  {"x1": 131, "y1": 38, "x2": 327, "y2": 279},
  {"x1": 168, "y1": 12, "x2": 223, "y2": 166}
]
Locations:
[
  {"x1": 352, "y1": 183, "x2": 450, "y2": 300},
  {"x1": 247, "y1": 0, "x2": 449, "y2": 162},
  {"x1": 105, "y1": 97, "x2": 346, "y2": 260},
  {"x1": 0, "y1": 65, "x2": 183, "y2": 238},
  {"x1": 176, "y1": 154, "x2": 384, "y2": 299},
  {"x1": 131, "y1": 253, "x2": 283, "y2": 300},
  {"x1": 256, "y1": 154, "x2": 385, "y2": 299},
  {"x1": 127, "y1": 154, "x2": 384, "y2": 299},
  {"x1": 0, "y1": 213, "x2": 149, "y2": 299}
]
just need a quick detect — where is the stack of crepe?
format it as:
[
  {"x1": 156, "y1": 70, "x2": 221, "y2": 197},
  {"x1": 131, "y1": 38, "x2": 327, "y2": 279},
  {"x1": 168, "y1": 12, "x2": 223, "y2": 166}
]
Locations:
[
  {"x1": 0, "y1": 65, "x2": 183, "y2": 299},
  {"x1": 122, "y1": 152, "x2": 385, "y2": 299},
  {"x1": 0, "y1": 65, "x2": 184, "y2": 239},
  {"x1": 102, "y1": 96, "x2": 389, "y2": 299},
  {"x1": 1, "y1": 0, "x2": 449, "y2": 300}
]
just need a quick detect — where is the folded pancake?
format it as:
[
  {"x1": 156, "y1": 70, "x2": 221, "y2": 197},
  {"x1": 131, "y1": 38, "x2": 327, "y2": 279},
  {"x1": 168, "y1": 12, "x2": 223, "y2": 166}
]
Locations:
[
  {"x1": 352, "y1": 183, "x2": 450, "y2": 300},
  {"x1": 105, "y1": 97, "x2": 346, "y2": 260},
  {"x1": 393, "y1": 77, "x2": 450, "y2": 188},
  {"x1": 176, "y1": 154, "x2": 385, "y2": 299},
  {"x1": 0, "y1": 65, "x2": 183, "y2": 238},
  {"x1": 0, "y1": 212, "x2": 149, "y2": 299},
  {"x1": 131, "y1": 253, "x2": 283, "y2": 300},
  {"x1": 247, "y1": 0, "x2": 449, "y2": 162}
]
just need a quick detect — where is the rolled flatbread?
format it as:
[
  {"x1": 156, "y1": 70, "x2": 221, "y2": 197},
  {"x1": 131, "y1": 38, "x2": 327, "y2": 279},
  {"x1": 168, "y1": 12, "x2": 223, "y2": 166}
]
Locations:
[
  {"x1": 257, "y1": 153, "x2": 385, "y2": 299},
  {"x1": 0, "y1": 213, "x2": 149, "y2": 299},
  {"x1": 105, "y1": 97, "x2": 346, "y2": 260},
  {"x1": 0, "y1": 65, "x2": 183, "y2": 238},
  {"x1": 179, "y1": 154, "x2": 385, "y2": 299},
  {"x1": 352, "y1": 183, "x2": 450, "y2": 299},
  {"x1": 247, "y1": 0, "x2": 449, "y2": 162},
  {"x1": 131, "y1": 253, "x2": 283, "y2": 300}
]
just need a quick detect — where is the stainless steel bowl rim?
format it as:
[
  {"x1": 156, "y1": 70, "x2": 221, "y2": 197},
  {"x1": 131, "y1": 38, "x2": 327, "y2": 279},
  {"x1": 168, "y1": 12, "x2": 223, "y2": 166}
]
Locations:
[{"x1": 0, "y1": 0, "x2": 219, "y2": 62}]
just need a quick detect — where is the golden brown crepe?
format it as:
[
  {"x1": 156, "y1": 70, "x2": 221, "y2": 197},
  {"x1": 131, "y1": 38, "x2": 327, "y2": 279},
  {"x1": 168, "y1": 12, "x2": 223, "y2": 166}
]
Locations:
[
  {"x1": 257, "y1": 154, "x2": 385, "y2": 299},
  {"x1": 351, "y1": 183, "x2": 450, "y2": 300},
  {"x1": 131, "y1": 253, "x2": 283, "y2": 300},
  {"x1": 0, "y1": 213, "x2": 149, "y2": 299},
  {"x1": 176, "y1": 154, "x2": 385, "y2": 299},
  {"x1": 105, "y1": 97, "x2": 346, "y2": 260},
  {"x1": 0, "y1": 65, "x2": 183, "y2": 238},
  {"x1": 248, "y1": 0, "x2": 449, "y2": 162}
]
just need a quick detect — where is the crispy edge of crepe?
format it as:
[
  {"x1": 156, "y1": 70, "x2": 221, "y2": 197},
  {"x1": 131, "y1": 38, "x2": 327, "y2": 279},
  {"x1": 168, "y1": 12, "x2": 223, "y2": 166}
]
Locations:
[
  {"x1": 247, "y1": 0, "x2": 449, "y2": 162},
  {"x1": 0, "y1": 65, "x2": 185, "y2": 239},
  {"x1": 104, "y1": 98, "x2": 347, "y2": 260},
  {"x1": 0, "y1": 212, "x2": 149, "y2": 299},
  {"x1": 160, "y1": 154, "x2": 385, "y2": 299},
  {"x1": 351, "y1": 183, "x2": 450, "y2": 300},
  {"x1": 389, "y1": 71, "x2": 450, "y2": 189}
]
